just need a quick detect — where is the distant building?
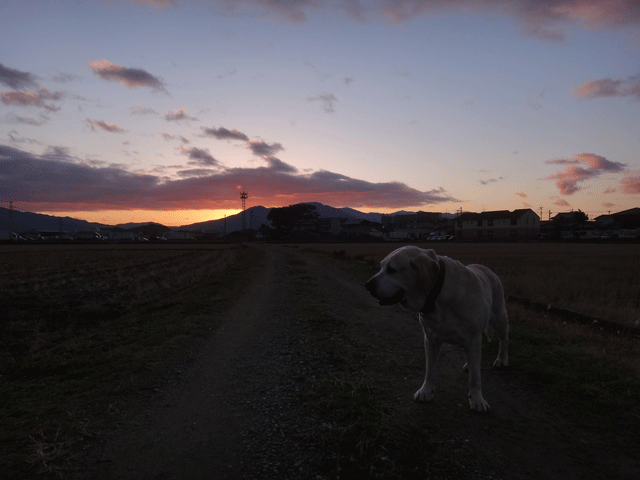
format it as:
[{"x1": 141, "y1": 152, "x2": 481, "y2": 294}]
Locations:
[
  {"x1": 455, "y1": 209, "x2": 540, "y2": 241},
  {"x1": 340, "y1": 219, "x2": 383, "y2": 238},
  {"x1": 595, "y1": 208, "x2": 640, "y2": 230}
]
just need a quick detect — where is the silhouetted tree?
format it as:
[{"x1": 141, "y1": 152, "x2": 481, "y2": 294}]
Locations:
[
  {"x1": 575, "y1": 209, "x2": 588, "y2": 226},
  {"x1": 267, "y1": 203, "x2": 318, "y2": 232}
]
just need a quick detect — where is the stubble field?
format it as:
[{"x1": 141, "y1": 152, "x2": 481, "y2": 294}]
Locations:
[{"x1": 1, "y1": 241, "x2": 639, "y2": 478}]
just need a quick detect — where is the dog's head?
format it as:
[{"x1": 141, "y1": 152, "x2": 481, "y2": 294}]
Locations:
[{"x1": 365, "y1": 246, "x2": 440, "y2": 312}]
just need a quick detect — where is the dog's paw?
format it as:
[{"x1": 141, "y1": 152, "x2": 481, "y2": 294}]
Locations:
[
  {"x1": 468, "y1": 392, "x2": 490, "y2": 412},
  {"x1": 492, "y1": 357, "x2": 508, "y2": 367},
  {"x1": 414, "y1": 384, "x2": 435, "y2": 403}
]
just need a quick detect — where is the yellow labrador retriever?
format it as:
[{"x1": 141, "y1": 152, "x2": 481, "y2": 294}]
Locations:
[{"x1": 365, "y1": 246, "x2": 508, "y2": 412}]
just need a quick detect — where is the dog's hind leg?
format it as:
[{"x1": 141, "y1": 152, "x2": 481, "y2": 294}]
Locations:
[{"x1": 490, "y1": 302, "x2": 509, "y2": 367}]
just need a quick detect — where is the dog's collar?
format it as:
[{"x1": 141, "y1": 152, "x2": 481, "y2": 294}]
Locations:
[{"x1": 421, "y1": 259, "x2": 446, "y2": 314}]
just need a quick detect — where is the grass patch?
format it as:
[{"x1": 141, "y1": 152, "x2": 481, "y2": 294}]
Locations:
[
  {"x1": 508, "y1": 305, "x2": 640, "y2": 451},
  {"x1": 0, "y1": 244, "x2": 266, "y2": 479}
]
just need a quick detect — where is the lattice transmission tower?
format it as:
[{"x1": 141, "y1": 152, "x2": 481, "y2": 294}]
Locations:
[{"x1": 240, "y1": 191, "x2": 248, "y2": 230}]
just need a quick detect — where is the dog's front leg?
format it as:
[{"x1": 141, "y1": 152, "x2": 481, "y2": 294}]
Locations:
[
  {"x1": 466, "y1": 336, "x2": 490, "y2": 412},
  {"x1": 414, "y1": 327, "x2": 441, "y2": 403}
]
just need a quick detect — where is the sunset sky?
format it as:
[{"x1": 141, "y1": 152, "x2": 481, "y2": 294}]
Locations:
[{"x1": 1, "y1": 0, "x2": 639, "y2": 226}]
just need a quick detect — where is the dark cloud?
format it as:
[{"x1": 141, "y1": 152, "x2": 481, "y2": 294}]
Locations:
[
  {"x1": 265, "y1": 156, "x2": 297, "y2": 173},
  {"x1": 7, "y1": 130, "x2": 42, "y2": 145},
  {"x1": 214, "y1": 68, "x2": 238, "y2": 79},
  {"x1": 3, "y1": 113, "x2": 49, "y2": 126},
  {"x1": 544, "y1": 158, "x2": 579, "y2": 165},
  {"x1": 308, "y1": 92, "x2": 338, "y2": 113},
  {"x1": 0, "y1": 143, "x2": 456, "y2": 212},
  {"x1": 573, "y1": 75, "x2": 640, "y2": 100},
  {"x1": 161, "y1": 133, "x2": 190, "y2": 144},
  {"x1": 479, "y1": 176, "x2": 504, "y2": 185},
  {"x1": 86, "y1": 119, "x2": 126, "y2": 133},
  {"x1": 0, "y1": 63, "x2": 39, "y2": 89},
  {"x1": 164, "y1": 108, "x2": 197, "y2": 122},
  {"x1": 217, "y1": 0, "x2": 315, "y2": 23},
  {"x1": 89, "y1": 59, "x2": 167, "y2": 92},
  {"x1": 135, "y1": 0, "x2": 177, "y2": 7},
  {"x1": 180, "y1": 146, "x2": 222, "y2": 167},
  {"x1": 51, "y1": 71, "x2": 82, "y2": 84},
  {"x1": 131, "y1": 105, "x2": 158, "y2": 115},
  {"x1": 201, "y1": 126, "x2": 250, "y2": 142},
  {"x1": 248, "y1": 139, "x2": 284, "y2": 157}
]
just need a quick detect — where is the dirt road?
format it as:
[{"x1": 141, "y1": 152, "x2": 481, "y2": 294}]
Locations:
[{"x1": 73, "y1": 244, "x2": 639, "y2": 479}]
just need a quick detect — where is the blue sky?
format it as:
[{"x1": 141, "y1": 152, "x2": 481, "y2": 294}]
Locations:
[{"x1": 1, "y1": 0, "x2": 639, "y2": 226}]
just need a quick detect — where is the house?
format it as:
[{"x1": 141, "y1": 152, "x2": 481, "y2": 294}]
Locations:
[
  {"x1": 455, "y1": 209, "x2": 540, "y2": 241},
  {"x1": 595, "y1": 208, "x2": 640, "y2": 230},
  {"x1": 340, "y1": 219, "x2": 383, "y2": 238}
]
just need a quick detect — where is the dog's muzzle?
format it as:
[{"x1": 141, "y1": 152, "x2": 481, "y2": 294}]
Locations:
[{"x1": 365, "y1": 279, "x2": 405, "y2": 306}]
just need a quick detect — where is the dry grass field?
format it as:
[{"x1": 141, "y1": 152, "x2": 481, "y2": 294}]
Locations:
[
  {"x1": 1, "y1": 241, "x2": 638, "y2": 478},
  {"x1": 0, "y1": 243, "x2": 264, "y2": 478},
  {"x1": 306, "y1": 242, "x2": 640, "y2": 328}
]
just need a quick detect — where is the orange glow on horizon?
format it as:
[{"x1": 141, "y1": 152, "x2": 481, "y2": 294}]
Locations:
[{"x1": 41, "y1": 209, "x2": 243, "y2": 227}]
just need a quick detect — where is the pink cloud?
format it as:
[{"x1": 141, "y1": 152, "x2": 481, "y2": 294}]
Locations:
[
  {"x1": 573, "y1": 152, "x2": 625, "y2": 172},
  {"x1": 0, "y1": 87, "x2": 63, "y2": 111},
  {"x1": 620, "y1": 174, "x2": 640, "y2": 194},
  {"x1": 515, "y1": 192, "x2": 528, "y2": 198},
  {"x1": 547, "y1": 166, "x2": 596, "y2": 195},
  {"x1": 374, "y1": 1, "x2": 640, "y2": 41},
  {"x1": 554, "y1": 199, "x2": 571, "y2": 207},
  {"x1": 186, "y1": 1, "x2": 640, "y2": 41},
  {"x1": 544, "y1": 152, "x2": 627, "y2": 195},
  {"x1": 86, "y1": 119, "x2": 126, "y2": 133},
  {"x1": 573, "y1": 76, "x2": 640, "y2": 100}
]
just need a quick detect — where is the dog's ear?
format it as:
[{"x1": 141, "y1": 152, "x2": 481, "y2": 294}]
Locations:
[{"x1": 411, "y1": 249, "x2": 440, "y2": 293}]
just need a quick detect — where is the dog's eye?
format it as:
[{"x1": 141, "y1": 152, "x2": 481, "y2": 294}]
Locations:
[{"x1": 386, "y1": 265, "x2": 396, "y2": 274}]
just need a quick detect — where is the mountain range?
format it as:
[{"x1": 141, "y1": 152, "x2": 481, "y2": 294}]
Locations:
[{"x1": 0, "y1": 203, "x2": 394, "y2": 234}]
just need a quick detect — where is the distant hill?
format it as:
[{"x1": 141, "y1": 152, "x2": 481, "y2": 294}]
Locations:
[
  {"x1": 308, "y1": 203, "x2": 383, "y2": 222},
  {"x1": 0, "y1": 207, "x2": 104, "y2": 232},
  {"x1": 177, "y1": 203, "x2": 386, "y2": 232},
  {"x1": 0, "y1": 203, "x2": 396, "y2": 234},
  {"x1": 177, "y1": 206, "x2": 272, "y2": 233}
]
